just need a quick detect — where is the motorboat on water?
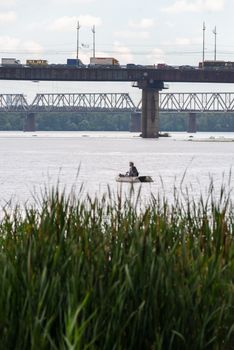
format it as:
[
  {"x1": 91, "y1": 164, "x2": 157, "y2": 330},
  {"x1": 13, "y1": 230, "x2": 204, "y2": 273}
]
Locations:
[{"x1": 116, "y1": 175, "x2": 154, "y2": 183}]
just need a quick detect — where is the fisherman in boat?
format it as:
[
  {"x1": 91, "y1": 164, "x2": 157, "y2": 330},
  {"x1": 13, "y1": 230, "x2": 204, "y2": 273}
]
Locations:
[
  {"x1": 117, "y1": 162, "x2": 153, "y2": 182},
  {"x1": 119, "y1": 162, "x2": 139, "y2": 178},
  {"x1": 126, "y1": 161, "x2": 139, "y2": 177}
]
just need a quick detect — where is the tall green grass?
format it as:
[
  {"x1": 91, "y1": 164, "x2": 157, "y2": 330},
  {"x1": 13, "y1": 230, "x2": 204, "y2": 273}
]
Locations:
[{"x1": 0, "y1": 185, "x2": 233, "y2": 349}]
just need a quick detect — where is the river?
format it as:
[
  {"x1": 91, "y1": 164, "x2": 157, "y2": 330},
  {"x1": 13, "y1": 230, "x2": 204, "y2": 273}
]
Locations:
[{"x1": 0, "y1": 131, "x2": 234, "y2": 206}]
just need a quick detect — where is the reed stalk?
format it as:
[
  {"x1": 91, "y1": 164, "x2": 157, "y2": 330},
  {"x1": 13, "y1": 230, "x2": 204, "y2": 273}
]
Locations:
[{"x1": 0, "y1": 185, "x2": 233, "y2": 349}]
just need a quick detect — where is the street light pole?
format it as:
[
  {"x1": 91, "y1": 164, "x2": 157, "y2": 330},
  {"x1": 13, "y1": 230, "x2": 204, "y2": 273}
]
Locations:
[
  {"x1": 76, "y1": 21, "x2": 81, "y2": 62},
  {"x1": 213, "y1": 26, "x2": 217, "y2": 61},
  {"x1": 91, "y1": 25, "x2": 96, "y2": 58},
  {"x1": 202, "y1": 22, "x2": 206, "y2": 64}
]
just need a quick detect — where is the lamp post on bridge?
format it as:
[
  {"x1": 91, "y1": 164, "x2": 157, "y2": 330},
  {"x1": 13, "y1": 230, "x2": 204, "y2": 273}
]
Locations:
[
  {"x1": 91, "y1": 25, "x2": 96, "y2": 58},
  {"x1": 76, "y1": 21, "x2": 81, "y2": 62},
  {"x1": 213, "y1": 26, "x2": 217, "y2": 61},
  {"x1": 202, "y1": 22, "x2": 206, "y2": 64}
]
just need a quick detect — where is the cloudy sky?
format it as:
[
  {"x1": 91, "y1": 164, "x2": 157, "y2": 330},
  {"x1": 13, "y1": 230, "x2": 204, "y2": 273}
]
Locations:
[{"x1": 0, "y1": 0, "x2": 233, "y2": 99}]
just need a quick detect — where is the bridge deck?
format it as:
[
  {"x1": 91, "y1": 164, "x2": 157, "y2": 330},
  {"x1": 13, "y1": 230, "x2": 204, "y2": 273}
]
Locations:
[{"x1": 1, "y1": 66, "x2": 234, "y2": 83}]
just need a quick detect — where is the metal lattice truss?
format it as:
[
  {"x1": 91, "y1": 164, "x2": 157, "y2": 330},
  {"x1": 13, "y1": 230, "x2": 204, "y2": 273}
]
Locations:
[
  {"x1": 158, "y1": 93, "x2": 234, "y2": 112},
  {"x1": 30, "y1": 93, "x2": 136, "y2": 112},
  {"x1": 1, "y1": 92, "x2": 234, "y2": 113},
  {"x1": 0, "y1": 94, "x2": 28, "y2": 112},
  {"x1": 137, "y1": 92, "x2": 234, "y2": 112}
]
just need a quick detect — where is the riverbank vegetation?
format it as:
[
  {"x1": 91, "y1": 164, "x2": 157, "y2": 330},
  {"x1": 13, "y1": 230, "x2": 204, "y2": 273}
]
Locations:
[
  {"x1": 1, "y1": 112, "x2": 234, "y2": 132},
  {"x1": 0, "y1": 186, "x2": 233, "y2": 349}
]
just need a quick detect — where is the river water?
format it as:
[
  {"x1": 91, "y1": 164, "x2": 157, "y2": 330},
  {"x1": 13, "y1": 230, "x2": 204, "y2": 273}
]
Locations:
[{"x1": 0, "y1": 131, "x2": 234, "y2": 206}]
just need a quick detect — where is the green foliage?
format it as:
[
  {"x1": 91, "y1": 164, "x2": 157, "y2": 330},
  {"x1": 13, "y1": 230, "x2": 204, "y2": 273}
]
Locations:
[
  {"x1": 0, "y1": 113, "x2": 24, "y2": 130},
  {"x1": 1, "y1": 111, "x2": 234, "y2": 132},
  {"x1": 36, "y1": 113, "x2": 130, "y2": 131},
  {"x1": 0, "y1": 186, "x2": 233, "y2": 349},
  {"x1": 161, "y1": 114, "x2": 187, "y2": 131},
  {"x1": 198, "y1": 113, "x2": 234, "y2": 131},
  {"x1": 160, "y1": 112, "x2": 234, "y2": 132}
]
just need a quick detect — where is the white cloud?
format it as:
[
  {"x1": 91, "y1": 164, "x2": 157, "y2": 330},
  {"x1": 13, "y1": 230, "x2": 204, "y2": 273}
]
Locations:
[
  {"x1": 49, "y1": 0, "x2": 95, "y2": 3},
  {"x1": 173, "y1": 36, "x2": 202, "y2": 46},
  {"x1": 0, "y1": 0, "x2": 16, "y2": 6},
  {"x1": 0, "y1": 36, "x2": 20, "y2": 50},
  {"x1": 112, "y1": 42, "x2": 133, "y2": 64},
  {"x1": 21, "y1": 40, "x2": 43, "y2": 54},
  {"x1": 175, "y1": 37, "x2": 191, "y2": 45},
  {"x1": 114, "y1": 30, "x2": 150, "y2": 40},
  {"x1": 128, "y1": 18, "x2": 154, "y2": 29},
  {"x1": 78, "y1": 15, "x2": 102, "y2": 27},
  {"x1": 162, "y1": 0, "x2": 224, "y2": 13},
  {"x1": 49, "y1": 15, "x2": 102, "y2": 31},
  {"x1": 165, "y1": 21, "x2": 175, "y2": 28},
  {"x1": 147, "y1": 48, "x2": 165, "y2": 64},
  {"x1": 0, "y1": 36, "x2": 43, "y2": 54},
  {"x1": 0, "y1": 11, "x2": 17, "y2": 23}
]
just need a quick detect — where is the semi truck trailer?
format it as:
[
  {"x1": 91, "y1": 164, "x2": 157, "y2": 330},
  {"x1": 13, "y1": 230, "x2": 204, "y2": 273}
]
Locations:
[
  {"x1": 89, "y1": 57, "x2": 119, "y2": 66},
  {"x1": 66, "y1": 58, "x2": 84, "y2": 66},
  {"x1": 1, "y1": 58, "x2": 21, "y2": 65}
]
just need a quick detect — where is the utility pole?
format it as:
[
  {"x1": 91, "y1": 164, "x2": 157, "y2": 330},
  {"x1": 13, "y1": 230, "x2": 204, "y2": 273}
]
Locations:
[
  {"x1": 76, "y1": 21, "x2": 80, "y2": 62},
  {"x1": 202, "y1": 22, "x2": 206, "y2": 64},
  {"x1": 91, "y1": 25, "x2": 96, "y2": 58},
  {"x1": 213, "y1": 26, "x2": 217, "y2": 61}
]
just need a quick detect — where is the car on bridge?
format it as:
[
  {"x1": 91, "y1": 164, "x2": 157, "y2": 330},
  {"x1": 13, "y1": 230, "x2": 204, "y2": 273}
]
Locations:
[
  {"x1": 157, "y1": 63, "x2": 176, "y2": 69},
  {"x1": 179, "y1": 65, "x2": 196, "y2": 70}
]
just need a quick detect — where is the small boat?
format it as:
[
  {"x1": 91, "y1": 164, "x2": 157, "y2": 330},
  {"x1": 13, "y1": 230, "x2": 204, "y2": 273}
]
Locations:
[{"x1": 116, "y1": 175, "x2": 154, "y2": 183}]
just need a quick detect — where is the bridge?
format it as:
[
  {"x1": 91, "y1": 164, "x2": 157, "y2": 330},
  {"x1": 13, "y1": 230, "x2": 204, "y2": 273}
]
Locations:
[
  {"x1": 1, "y1": 66, "x2": 234, "y2": 84},
  {"x1": 0, "y1": 93, "x2": 135, "y2": 112},
  {"x1": 1, "y1": 92, "x2": 234, "y2": 112},
  {"x1": 1, "y1": 65, "x2": 234, "y2": 137},
  {"x1": 1, "y1": 92, "x2": 234, "y2": 133}
]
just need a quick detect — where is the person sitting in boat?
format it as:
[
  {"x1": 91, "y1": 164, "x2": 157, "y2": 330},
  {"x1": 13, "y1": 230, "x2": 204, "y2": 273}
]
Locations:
[{"x1": 126, "y1": 161, "x2": 139, "y2": 177}]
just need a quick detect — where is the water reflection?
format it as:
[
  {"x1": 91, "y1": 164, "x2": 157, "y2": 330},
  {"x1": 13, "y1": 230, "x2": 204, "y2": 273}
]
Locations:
[{"x1": 0, "y1": 131, "x2": 233, "y2": 205}]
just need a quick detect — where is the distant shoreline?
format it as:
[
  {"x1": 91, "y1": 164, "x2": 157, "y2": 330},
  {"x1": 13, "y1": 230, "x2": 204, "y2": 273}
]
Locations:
[{"x1": 188, "y1": 137, "x2": 234, "y2": 142}]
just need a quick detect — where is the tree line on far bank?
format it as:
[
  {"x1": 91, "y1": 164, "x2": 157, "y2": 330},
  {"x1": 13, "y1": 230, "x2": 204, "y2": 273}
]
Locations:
[{"x1": 1, "y1": 112, "x2": 234, "y2": 132}]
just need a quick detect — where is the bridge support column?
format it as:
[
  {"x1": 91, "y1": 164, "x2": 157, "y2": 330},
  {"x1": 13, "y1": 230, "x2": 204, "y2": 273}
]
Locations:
[
  {"x1": 135, "y1": 80, "x2": 165, "y2": 138},
  {"x1": 24, "y1": 113, "x2": 36, "y2": 132},
  {"x1": 130, "y1": 112, "x2": 141, "y2": 132},
  {"x1": 141, "y1": 88, "x2": 160, "y2": 138},
  {"x1": 187, "y1": 112, "x2": 197, "y2": 133}
]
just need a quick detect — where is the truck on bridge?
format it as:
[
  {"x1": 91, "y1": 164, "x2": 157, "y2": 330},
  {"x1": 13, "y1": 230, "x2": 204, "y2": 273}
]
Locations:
[
  {"x1": 89, "y1": 57, "x2": 119, "y2": 67},
  {"x1": 67, "y1": 58, "x2": 84, "y2": 67},
  {"x1": 1, "y1": 58, "x2": 21, "y2": 66}
]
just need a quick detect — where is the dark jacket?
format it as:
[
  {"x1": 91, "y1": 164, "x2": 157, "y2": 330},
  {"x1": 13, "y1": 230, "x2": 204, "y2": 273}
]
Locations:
[{"x1": 129, "y1": 165, "x2": 139, "y2": 177}]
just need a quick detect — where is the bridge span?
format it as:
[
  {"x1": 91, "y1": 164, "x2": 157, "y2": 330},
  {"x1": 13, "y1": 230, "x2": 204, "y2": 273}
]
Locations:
[
  {"x1": 1, "y1": 92, "x2": 234, "y2": 112},
  {"x1": 1, "y1": 92, "x2": 234, "y2": 132},
  {"x1": 1, "y1": 66, "x2": 234, "y2": 137},
  {"x1": 1, "y1": 66, "x2": 234, "y2": 84}
]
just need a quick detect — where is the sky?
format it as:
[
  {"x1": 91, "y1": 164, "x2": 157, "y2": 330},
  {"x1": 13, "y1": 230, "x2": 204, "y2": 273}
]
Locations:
[{"x1": 0, "y1": 0, "x2": 234, "y2": 101}]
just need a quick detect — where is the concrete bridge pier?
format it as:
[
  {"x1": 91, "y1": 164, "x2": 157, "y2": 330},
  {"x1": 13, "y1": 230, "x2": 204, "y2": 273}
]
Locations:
[
  {"x1": 187, "y1": 112, "x2": 197, "y2": 133},
  {"x1": 24, "y1": 113, "x2": 36, "y2": 132},
  {"x1": 141, "y1": 88, "x2": 160, "y2": 138},
  {"x1": 136, "y1": 80, "x2": 165, "y2": 138}
]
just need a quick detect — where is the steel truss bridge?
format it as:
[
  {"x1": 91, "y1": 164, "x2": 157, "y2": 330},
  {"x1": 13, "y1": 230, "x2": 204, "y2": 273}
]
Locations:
[{"x1": 1, "y1": 92, "x2": 234, "y2": 113}]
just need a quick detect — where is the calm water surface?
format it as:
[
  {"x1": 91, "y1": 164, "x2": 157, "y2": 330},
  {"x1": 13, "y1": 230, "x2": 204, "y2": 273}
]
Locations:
[{"x1": 0, "y1": 131, "x2": 234, "y2": 205}]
